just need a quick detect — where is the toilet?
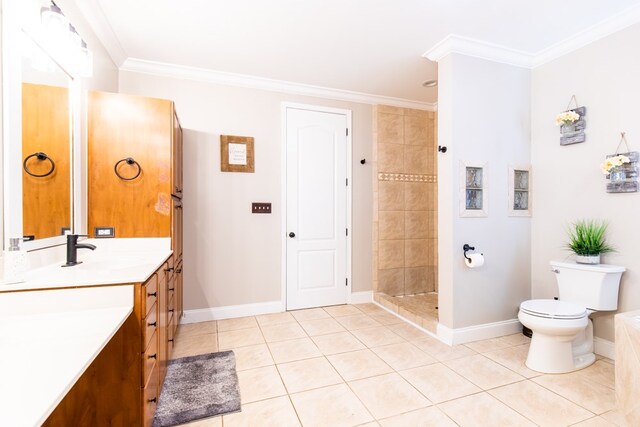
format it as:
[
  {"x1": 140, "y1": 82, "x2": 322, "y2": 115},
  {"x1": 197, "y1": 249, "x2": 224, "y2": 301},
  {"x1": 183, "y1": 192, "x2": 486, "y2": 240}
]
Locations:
[{"x1": 518, "y1": 261, "x2": 625, "y2": 374}]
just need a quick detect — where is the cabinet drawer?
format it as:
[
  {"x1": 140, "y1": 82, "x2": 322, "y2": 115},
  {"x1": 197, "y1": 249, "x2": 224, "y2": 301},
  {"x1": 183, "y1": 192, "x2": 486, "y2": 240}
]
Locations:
[
  {"x1": 143, "y1": 304, "x2": 158, "y2": 350},
  {"x1": 142, "y1": 274, "x2": 158, "y2": 317},
  {"x1": 142, "y1": 330, "x2": 158, "y2": 386},
  {"x1": 143, "y1": 362, "x2": 160, "y2": 427}
]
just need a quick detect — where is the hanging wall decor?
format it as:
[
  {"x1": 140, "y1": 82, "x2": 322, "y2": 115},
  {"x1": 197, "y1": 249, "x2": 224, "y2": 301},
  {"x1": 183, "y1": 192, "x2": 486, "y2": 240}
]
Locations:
[
  {"x1": 220, "y1": 135, "x2": 255, "y2": 173},
  {"x1": 601, "y1": 132, "x2": 639, "y2": 193},
  {"x1": 556, "y1": 95, "x2": 586, "y2": 146}
]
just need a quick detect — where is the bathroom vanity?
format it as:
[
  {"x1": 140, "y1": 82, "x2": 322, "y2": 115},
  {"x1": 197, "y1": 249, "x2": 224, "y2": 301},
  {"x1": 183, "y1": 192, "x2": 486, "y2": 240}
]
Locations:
[{"x1": 0, "y1": 239, "x2": 179, "y2": 427}]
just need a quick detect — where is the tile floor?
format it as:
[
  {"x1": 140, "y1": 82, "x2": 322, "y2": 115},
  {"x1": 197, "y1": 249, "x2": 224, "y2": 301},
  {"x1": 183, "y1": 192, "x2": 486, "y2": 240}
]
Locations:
[
  {"x1": 375, "y1": 292, "x2": 439, "y2": 333},
  {"x1": 172, "y1": 303, "x2": 622, "y2": 427}
]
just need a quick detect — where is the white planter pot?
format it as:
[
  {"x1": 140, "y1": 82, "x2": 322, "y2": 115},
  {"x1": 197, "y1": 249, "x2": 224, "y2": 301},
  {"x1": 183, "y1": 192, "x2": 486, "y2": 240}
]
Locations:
[{"x1": 576, "y1": 254, "x2": 600, "y2": 265}]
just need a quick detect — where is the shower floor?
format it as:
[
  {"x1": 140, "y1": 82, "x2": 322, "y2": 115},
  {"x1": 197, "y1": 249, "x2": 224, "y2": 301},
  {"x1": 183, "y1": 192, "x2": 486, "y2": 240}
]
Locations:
[{"x1": 374, "y1": 292, "x2": 439, "y2": 333}]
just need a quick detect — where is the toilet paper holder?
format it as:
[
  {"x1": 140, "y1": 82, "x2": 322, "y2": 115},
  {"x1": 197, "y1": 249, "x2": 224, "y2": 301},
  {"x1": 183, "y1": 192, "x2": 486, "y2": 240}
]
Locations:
[{"x1": 463, "y1": 244, "x2": 476, "y2": 261}]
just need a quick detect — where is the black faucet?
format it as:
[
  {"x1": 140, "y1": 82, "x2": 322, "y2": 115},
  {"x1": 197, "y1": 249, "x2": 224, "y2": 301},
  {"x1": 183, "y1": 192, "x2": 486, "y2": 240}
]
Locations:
[{"x1": 62, "y1": 234, "x2": 97, "y2": 267}]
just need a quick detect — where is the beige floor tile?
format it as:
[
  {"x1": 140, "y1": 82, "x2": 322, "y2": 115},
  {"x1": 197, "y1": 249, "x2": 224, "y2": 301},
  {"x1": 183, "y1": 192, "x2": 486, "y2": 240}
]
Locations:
[
  {"x1": 496, "y1": 333, "x2": 531, "y2": 347},
  {"x1": 464, "y1": 337, "x2": 512, "y2": 354},
  {"x1": 232, "y1": 343, "x2": 274, "y2": 371},
  {"x1": 489, "y1": 380, "x2": 593, "y2": 426},
  {"x1": 379, "y1": 407, "x2": 457, "y2": 427},
  {"x1": 483, "y1": 343, "x2": 540, "y2": 378},
  {"x1": 335, "y1": 314, "x2": 382, "y2": 330},
  {"x1": 172, "y1": 333, "x2": 218, "y2": 359},
  {"x1": 439, "y1": 392, "x2": 536, "y2": 426},
  {"x1": 177, "y1": 321, "x2": 217, "y2": 338},
  {"x1": 311, "y1": 331, "x2": 366, "y2": 355},
  {"x1": 216, "y1": 316, "x2": 257, "y2": 332},
  {"x1": 268, "y1": 337, "x2": 322, "y2": 364},
  {"x1": 533, "y1": 372, "x2": 616, "y2": 414},
  {"x1": 349, "y1": 373, "x2": 431, "y2": 419},
  {"x1": 290, "y1": 383, "x2": 374, "y2": 427},
  {"x1": 218, "y1": 328, "x2": 265, "y2": 350},
  {"x1": 371, "y1": 342, "x2": 437, "y2": 371},
  {"x1": 351, "y1": 326, "x2": 405, "y2": 348},
  {"x1": 289, "y1": 308, "x2": 330, "y2": 321},
  {"x1": 575, "y1": 359, "x2": 616, "y2": 390},
  {"x1": 572, "y1": 416, "x2": 617, "y2": 426},
  {"x1": 400, "y1": 363, "x2": 481, "y2": 404},
  {"x1": 328, "y1": 349, "x2": 393, "y2": 381},
  {"x1": 277, "y1": 357, "x2": 343, "y2": 393},
  {"x1": 261, "y1": 322, "x2": 308, "y2": 343},
  {"x1": 299, "y1": 318, "x2": 347, "y2": 336},
  {"x1": 323, "y1": 304, "x2": 363, "y2": 317},
  {"x1": 256, "y1": 312, "x2": 296, "y2": 326},
  {"x1": 357, "y1": 423, "x2": 380, "y2": 427},
  {"x1": 386, "y1": 323, "x2": 432, "y2": 341},
  {"x1": 354, "y1": 303, "x2": 388, "y2": 315},
  {"x1": 369, "y1": 311, "x2": 404, "y2": 326},
  {"x1": 179, "y1": 415, "x2": 223, "y2": 426},
  {"x1": 222, "y1": 396, "x2": 300, "y2": 427},
  {"x1": 444, "y1": 354, "x2": 524, "y2": 390},
  {"x1": 413, "y1": 336, "x2": 477, "y2": 361},
  {"x1": 237, "y1": 365, "x2": 287, "y2": 404},
  {"x1": 599, "y1": 409, "x2": 626, "y2": 426}
]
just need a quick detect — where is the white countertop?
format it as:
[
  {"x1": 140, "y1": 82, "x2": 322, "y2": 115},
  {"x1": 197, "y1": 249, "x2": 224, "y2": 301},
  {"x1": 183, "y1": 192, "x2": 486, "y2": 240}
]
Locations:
[
  {"x1": 0, "y1": 238, "x2": 173, "y2": 292},
  {"x1": 0, "y1": 285, "x2": 134, "y2": 427}
]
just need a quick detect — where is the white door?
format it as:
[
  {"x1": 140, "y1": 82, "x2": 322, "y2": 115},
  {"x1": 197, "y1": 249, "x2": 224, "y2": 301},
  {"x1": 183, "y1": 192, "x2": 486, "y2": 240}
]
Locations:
[{"x1": 285, "y1": 105, "x2": 350, "y2": 310}]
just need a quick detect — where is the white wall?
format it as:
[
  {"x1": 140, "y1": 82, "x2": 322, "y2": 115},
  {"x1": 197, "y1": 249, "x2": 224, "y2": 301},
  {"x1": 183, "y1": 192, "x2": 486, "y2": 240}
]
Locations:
[
  {"x1": 438, "y1": 53, "x2": 532, "y2": 330},
  {"x1": 531, "y1": 23, "x2": 640, "y2": 342},
  {"x1": 119, "y1": 71, "x2": 373, "y2": 310}
]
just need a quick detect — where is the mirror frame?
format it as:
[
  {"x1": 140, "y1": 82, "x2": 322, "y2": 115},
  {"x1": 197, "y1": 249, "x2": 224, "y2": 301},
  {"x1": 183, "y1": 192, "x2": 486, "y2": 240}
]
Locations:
[{"x1": 2, "y1": 0, "x2": 83, "y2": 250}]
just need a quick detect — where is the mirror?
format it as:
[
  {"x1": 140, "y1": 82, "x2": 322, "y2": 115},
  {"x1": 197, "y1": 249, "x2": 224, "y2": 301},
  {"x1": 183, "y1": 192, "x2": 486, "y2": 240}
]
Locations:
[
  {"x1": 2, "y1": 0, "x2": 90, "y2": 250},
  {"x1": 21, "y1": 35, "x2": 73, "y2": 241}
]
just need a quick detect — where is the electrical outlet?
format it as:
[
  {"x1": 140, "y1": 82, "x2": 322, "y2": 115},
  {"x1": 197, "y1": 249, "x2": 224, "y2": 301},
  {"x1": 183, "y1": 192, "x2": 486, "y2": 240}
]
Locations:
[
  {"x1": 252, "y1": 202, "x2": 272, "y2": 214},
  {"x1": 95, "y1": 227, "x2": 115, "y2": 238}
]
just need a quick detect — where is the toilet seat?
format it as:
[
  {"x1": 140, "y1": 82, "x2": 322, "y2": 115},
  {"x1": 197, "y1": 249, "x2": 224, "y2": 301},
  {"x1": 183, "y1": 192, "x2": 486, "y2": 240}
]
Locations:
[{"x1": 520, "y1": 299, "x2": 587, "y2": 320}]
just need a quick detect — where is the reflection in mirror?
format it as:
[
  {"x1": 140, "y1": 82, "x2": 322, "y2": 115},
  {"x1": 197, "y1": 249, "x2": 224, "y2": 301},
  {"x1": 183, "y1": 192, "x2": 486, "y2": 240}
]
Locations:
[{"x1": 21, "y1": 35, "x2": 72, "y2": 241}]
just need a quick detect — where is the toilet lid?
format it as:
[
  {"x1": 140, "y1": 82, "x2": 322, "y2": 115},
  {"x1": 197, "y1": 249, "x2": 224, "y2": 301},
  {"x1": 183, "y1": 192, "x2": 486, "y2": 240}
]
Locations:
[{"x1": 520, "y1": 299, "x2": 587, "y2": 320}]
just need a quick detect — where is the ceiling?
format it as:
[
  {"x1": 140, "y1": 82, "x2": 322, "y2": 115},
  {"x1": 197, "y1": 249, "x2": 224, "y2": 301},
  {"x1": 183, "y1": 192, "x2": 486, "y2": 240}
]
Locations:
[{"x1": 82, "y1": 0, "x2": 640, "y2": 104}]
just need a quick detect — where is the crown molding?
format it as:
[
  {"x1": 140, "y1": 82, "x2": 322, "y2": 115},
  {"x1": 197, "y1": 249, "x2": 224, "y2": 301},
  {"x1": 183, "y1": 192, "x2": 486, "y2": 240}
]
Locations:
[
  {"x1": 425, "y1": 4, "x2": 640, "y2": 69},
  {"x1": 532, "y1": 2, "x2": 640, "y2": 67},
  {"x1": 73, "y1": 0, "x2": 127, "y2": 66},
  {"x1": 423, "y1": 35, "x2": 534, "y2": 68},
  {"x1": 120, "y1": 58, "x2": 437, "y2": 111}
]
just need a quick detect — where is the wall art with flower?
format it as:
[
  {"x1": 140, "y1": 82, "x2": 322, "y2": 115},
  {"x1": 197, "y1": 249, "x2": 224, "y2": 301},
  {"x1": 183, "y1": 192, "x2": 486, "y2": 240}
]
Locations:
[
  {"x1": 601, "y1": 152, "x2": 638, "y2": 193},
  {"x1": 555, "y1": 106, "x2": 586, "y2": 146}
]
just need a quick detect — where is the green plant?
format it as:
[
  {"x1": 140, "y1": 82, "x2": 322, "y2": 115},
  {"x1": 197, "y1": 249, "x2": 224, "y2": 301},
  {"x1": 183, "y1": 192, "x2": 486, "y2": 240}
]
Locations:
[{"x1": 566, "y1": 219, "x2": 615, "y2": 256}]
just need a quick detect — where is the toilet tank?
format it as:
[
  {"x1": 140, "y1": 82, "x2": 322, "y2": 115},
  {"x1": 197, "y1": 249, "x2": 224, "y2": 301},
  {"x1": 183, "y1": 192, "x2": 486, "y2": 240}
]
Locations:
[{"x1": 550, "y1": 261, "x2": 625, "y2": 311}]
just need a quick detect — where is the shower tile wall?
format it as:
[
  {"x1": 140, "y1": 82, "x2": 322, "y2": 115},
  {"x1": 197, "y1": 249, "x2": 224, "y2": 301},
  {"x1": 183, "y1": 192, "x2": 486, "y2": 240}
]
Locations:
[{"x1": 373, "y1": 105, "x2": 437, "y2": 296}]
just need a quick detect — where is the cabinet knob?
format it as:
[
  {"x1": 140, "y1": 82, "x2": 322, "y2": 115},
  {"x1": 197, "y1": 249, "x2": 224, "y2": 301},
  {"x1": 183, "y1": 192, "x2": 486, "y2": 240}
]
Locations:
[
  {"x1": 147, "y1": 397, "x2": 157, "y2": 404},
  {"x1": 147, "y1": 353, "x2": 157, "y2": 359},
  {"x1": 169, "y1": 309, "x2": 174, "y2": 313},
  {"x1": 165, "y1": 267, "x2": 174, "y2": 273},
  {"x1": 147, "y1": 321, "x2": 156, "y2": 327},
  {"x1": 147, "y1": 292, "x2": 157, "y2": 297},
  {"x1": 168, "y1": 339, "x2": 174, "y2": 343},
  {"x1": 176, "y1": 268, "x2": 182, "y2": 274}
]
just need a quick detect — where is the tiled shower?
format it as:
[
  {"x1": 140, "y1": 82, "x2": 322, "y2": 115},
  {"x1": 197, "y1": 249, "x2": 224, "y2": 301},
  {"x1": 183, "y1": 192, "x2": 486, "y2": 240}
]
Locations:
[{"x1": 372, "y1": 105, "x2": 439, "y2": 332}]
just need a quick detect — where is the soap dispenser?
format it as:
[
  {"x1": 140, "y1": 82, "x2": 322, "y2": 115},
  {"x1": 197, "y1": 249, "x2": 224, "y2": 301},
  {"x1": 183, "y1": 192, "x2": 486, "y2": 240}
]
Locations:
[{"x1": 3, "y1": 238, "x2": 27, "y2": 284}]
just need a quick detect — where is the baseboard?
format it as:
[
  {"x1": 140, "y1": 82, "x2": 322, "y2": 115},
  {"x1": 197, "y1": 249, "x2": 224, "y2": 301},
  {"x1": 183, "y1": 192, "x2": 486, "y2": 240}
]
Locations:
[
  {"x1": 594, "y1": 337, "x2": 616, "y2": 361},
  {"x1": 181, "y1": 300, "x2": 284, "y2": 324},
  {"x1": 350, "y1": 291, "x2": 373, "y2": 304},
  {"x1": 437, "y1": 319, "x2": 523, "y2": 345}
]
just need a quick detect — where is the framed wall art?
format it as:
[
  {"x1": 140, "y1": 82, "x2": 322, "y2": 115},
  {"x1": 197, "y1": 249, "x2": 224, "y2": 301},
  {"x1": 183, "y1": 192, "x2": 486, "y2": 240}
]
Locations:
[{"x1": 220, "y1": 135, "x2": 255, "y2": 173}]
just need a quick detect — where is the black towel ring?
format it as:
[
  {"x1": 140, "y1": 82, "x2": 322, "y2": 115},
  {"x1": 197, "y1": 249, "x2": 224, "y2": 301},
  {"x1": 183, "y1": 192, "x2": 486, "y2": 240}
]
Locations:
[
  {"x1": 114, "y1": 157, "x2": 142, "y2": 181},
  {"x1": 23, "y1": 152, "x2": 55, "y2": 177}
]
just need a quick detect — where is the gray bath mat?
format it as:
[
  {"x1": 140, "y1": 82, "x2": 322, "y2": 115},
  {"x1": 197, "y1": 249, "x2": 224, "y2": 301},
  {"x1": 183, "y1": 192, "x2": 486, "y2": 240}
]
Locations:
[{"x1": 152, "y1": 351, "x2": 241, "y2": 427}]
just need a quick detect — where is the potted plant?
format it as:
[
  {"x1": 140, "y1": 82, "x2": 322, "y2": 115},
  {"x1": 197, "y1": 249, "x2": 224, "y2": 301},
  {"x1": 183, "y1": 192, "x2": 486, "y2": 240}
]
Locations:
[{"x1": 566, "y1": 219, "x2": 614, "y2": 264}]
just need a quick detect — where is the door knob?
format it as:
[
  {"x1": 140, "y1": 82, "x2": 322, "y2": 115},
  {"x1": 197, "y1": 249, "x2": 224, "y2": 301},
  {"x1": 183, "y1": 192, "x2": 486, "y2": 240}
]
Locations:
[{"x1": 289, "y1": 232, "x2": 296, "y2": 238}]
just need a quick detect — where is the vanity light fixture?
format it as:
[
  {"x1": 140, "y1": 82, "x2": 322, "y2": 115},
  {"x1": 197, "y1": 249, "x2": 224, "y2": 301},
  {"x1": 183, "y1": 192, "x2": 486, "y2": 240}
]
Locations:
[{"x1": 422, "y1": 79, "x2": 438, "y2": 88}]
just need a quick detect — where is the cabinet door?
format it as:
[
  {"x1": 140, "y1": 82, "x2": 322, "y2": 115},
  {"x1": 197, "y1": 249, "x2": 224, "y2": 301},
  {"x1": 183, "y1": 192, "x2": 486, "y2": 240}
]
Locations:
[{"x1": 88, "y1": 91, "x2": 172, "y2": 238}]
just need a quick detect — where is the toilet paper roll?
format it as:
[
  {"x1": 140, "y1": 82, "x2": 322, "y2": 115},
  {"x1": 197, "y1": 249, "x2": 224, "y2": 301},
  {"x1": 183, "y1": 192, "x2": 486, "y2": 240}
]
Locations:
[{"x1": 465, "y1": 253, "x2": 485, "y2": 268}]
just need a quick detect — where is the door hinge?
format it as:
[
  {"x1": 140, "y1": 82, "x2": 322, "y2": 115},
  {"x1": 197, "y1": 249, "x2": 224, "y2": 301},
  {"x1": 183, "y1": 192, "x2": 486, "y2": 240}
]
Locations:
[
  {"x1": 345, "y1": 278, "x2": 348, "y2": 287},
  {"x1": 346, "y1": 178, "x2": 348, "y2": 186},
  {"x1": 346, "y1": 128, "x2": 349, "y2": 136},
  {"x1": 346, "y1": 228, "x2": 348, "y2": 236}
]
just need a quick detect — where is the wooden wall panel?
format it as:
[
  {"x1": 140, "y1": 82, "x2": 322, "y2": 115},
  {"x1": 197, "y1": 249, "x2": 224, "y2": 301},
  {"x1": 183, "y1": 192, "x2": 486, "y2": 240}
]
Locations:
[
  {"x1": 88, "y1": 91, "x2": 173, "y2": 238},
  {"x1": 22, "y1": 83, "x2": 70, "y2": 240}
]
